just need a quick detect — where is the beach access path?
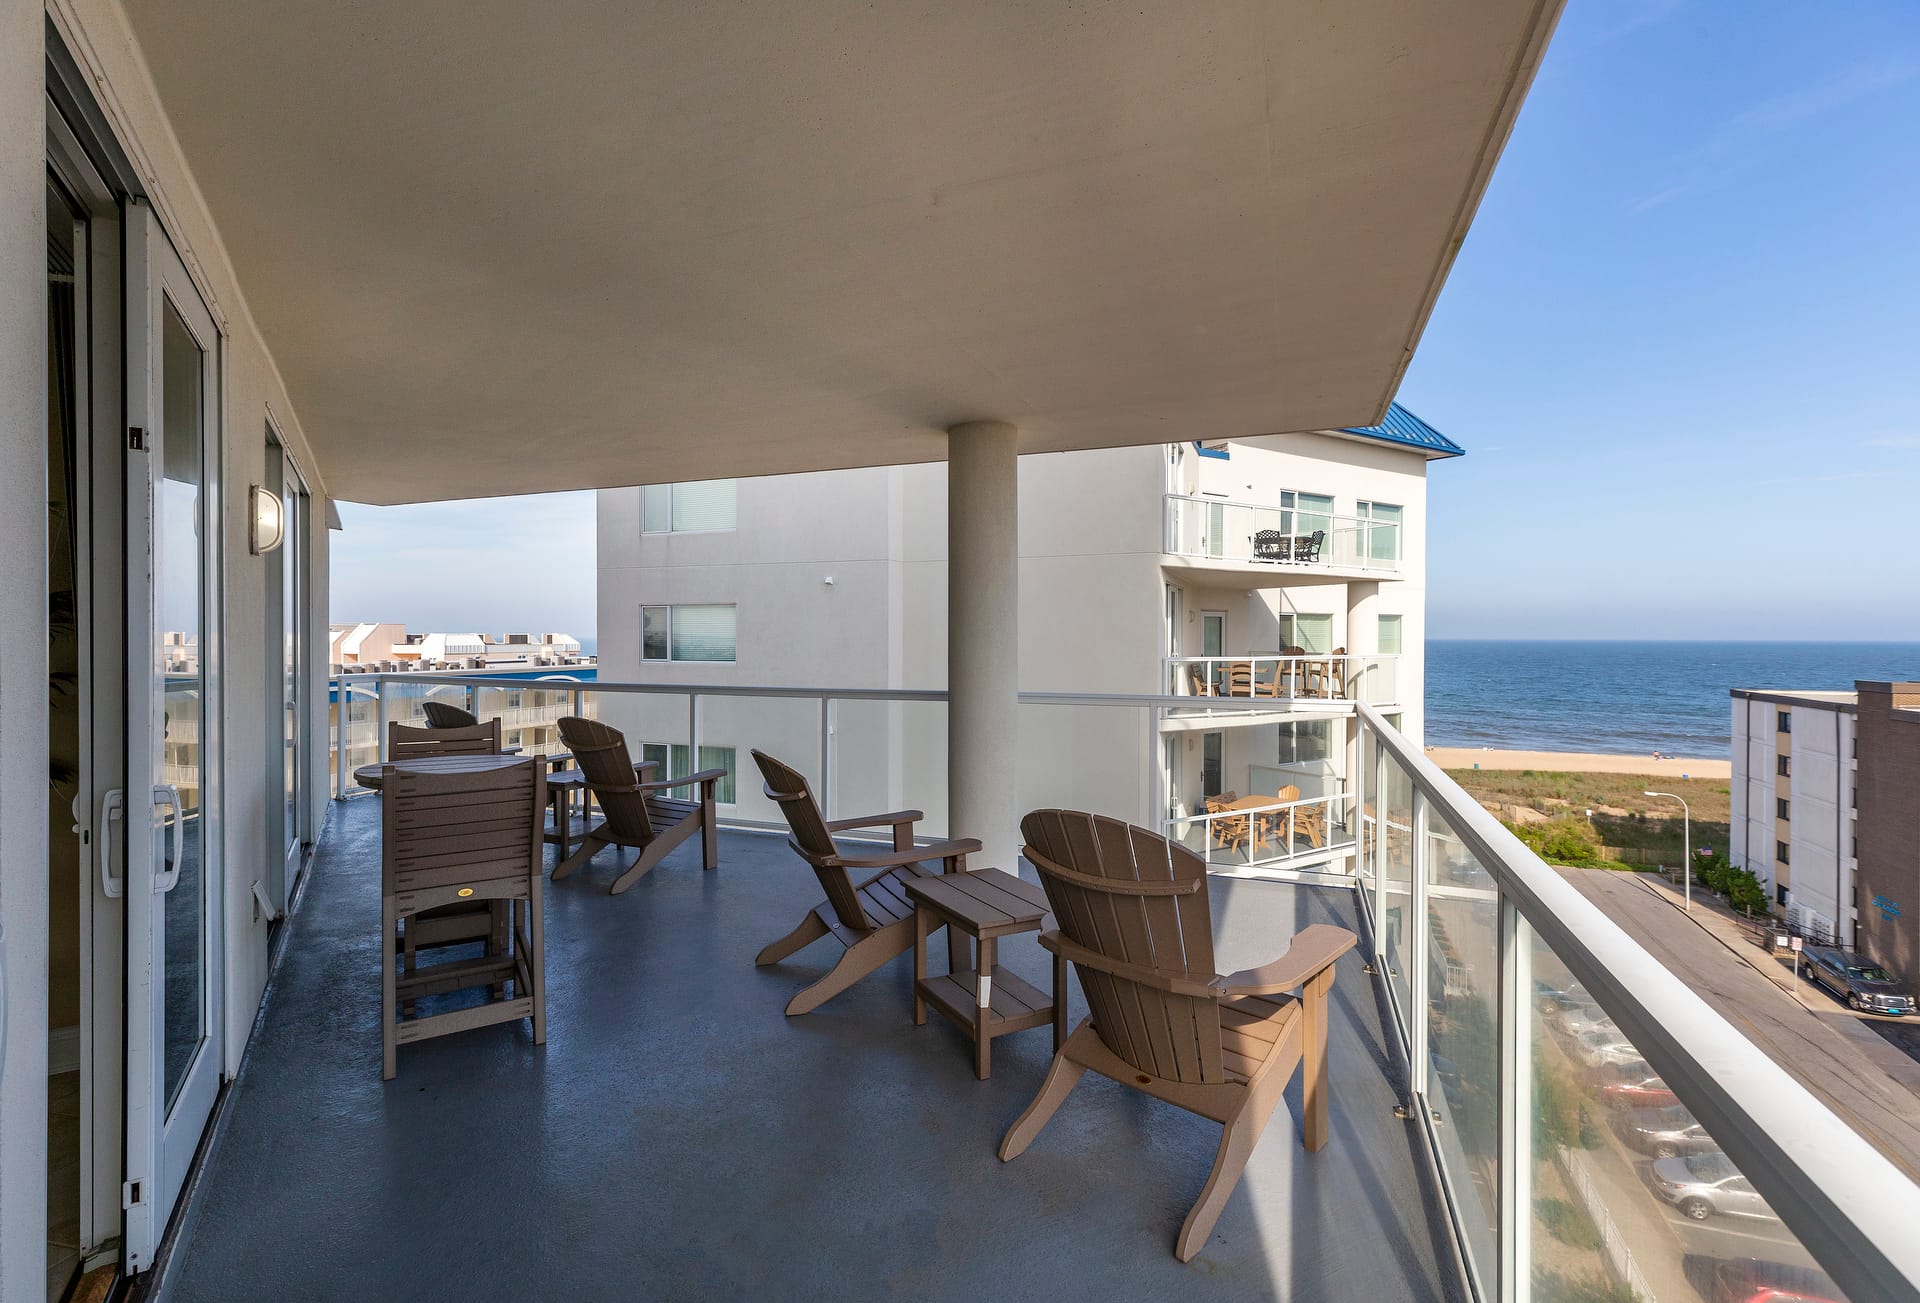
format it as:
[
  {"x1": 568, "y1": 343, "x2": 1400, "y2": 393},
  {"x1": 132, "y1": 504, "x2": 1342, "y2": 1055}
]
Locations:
[
  {"x1": 1426, "y1": 747, "x2": 1731, "y2": 780},
  {"x1": 1559, "y1": 866, "x2": 1920, "y2": 1183}
]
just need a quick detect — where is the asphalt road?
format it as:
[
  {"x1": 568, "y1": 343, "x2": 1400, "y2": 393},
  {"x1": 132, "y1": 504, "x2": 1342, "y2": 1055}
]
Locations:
[{"x1": 1560, "y1": 867, "x2": 1920, "y2": 1184}]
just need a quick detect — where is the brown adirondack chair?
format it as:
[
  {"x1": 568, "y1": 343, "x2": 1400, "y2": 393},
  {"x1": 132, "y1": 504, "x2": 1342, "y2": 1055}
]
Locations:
[
  {"x1": 421, "y1": 700, "x2": 479, "y2": 728},
  {"x1": 551, "y1": 716, "x2": 722, "y2": 893},
  {"x1": 389, "y1": 718, "x2": 500, "y2": 759},
  {"x1": 1204, "y1": 794, "x2": 1249, "y2": 856},
  {"x1": 751, "y1": 750, "x2": 981, "y2": 1016},
  {"x1": 1001, "y1": 810, "x2": 1357, "y2": 1261},
  {"x1": 381, "y1": 756, "x2": 546, "y2": 1079}
]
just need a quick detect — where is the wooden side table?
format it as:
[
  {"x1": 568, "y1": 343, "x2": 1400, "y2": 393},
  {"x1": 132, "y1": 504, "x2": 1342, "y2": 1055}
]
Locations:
[{"x1": 907, "y1": 867, "x2": 1066, "y2": 1079}]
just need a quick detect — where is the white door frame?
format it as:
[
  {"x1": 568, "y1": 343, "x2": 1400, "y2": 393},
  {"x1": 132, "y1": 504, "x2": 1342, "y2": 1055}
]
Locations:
[{"x1": 122, "y1": 199, "x2": 225, "y2": 1270}]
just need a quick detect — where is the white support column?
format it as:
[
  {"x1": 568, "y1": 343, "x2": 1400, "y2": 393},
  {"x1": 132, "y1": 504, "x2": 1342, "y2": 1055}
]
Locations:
[{"x1": 947, "y1": 420, "x2": 1019, "y2": 874}]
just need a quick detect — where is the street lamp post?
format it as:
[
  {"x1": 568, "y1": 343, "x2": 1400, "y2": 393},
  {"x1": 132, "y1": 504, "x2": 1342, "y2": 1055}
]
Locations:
[{"x1": 1645, "y1": 790, "x2": 1692, "y2": 913}]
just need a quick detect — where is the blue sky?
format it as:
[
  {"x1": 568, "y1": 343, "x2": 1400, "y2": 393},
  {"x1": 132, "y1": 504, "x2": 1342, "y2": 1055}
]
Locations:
[
  {"x1": 1404, "y1": 0, "x2": 1920, "y2": 638},
  {"x1": 332, "y1": 2, "x2": 1920, "y2": 642}
]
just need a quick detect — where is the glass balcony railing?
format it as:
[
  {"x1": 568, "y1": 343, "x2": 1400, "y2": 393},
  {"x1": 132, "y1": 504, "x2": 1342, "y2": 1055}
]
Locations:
[
  {"x1": 1353, "y1": 701, "x2": 1917, "y2": 1303},
  {"x1": 322, "y1": 675, "x2": 1920, "y2": 1300},
  {"x1": 1164, "y1": 493, "x2": 1402, "y2": 572},
  {"x1": 1168, "y1": 653, "x2": 1399, "y2": 706}
]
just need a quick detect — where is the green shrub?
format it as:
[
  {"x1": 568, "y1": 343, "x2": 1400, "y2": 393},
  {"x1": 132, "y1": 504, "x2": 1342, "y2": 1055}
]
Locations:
[
  {"x1": 1506, "y1": 815, "x2": 1606, "y2": 867},
  {"x1": 1533, "y1": 1269, "x2": 1638, "y2": 1303},
  {"x1": 1535, "y1": 1197, "x2": 1604, "y2": 1251}
]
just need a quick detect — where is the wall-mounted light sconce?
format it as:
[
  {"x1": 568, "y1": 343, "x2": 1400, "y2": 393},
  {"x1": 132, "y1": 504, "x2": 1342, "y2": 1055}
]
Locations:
[{"x1": 248, "y1": 484, "x2": 285, "y2": 555}]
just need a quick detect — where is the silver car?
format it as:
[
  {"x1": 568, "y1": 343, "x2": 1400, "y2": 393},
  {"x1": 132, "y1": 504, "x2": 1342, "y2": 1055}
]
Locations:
[
  {"x1": 1804, "y1": 947, "x2": 1917, "y2": 1015},
  {"x1": 1649, "y1": 1152, "x2": 1779, "y2": 1222}
]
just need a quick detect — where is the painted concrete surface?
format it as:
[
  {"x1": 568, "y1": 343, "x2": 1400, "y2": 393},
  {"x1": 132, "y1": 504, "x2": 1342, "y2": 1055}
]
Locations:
[{"x1": 152, "y1": 799, "x2": 1455, "y2": 1302}]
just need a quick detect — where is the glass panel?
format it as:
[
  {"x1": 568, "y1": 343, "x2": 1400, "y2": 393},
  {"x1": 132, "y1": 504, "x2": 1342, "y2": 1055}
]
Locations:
[
  {"x1": 671, "y1": 479, "x2": 737, "y2": 532},
  {"x1": 641, "y1": 483, "x2": 670, "y2": 532},
  {"x1": 159, "y1": 299, "x2": 207, "y2": 1112},
  {"x1": 664, "y1": 744, "x2": 738, "y2": 804},
  {"x1": 1201, "y1": 613, "x2": 1224, "y2": 657},
  {"x1": 641, "y1": 606, "x2": 669, "y2": 660},
  {"x1": 1378, "y1": 613, "x2": 1403, "y2": 655},
  {"x1": 276, "y1": 457, "x2": 299, "y2": 856},
  {"x1": 1423, "y1": 807, "x2": 1499, "y2": 1285},
  {"x1": 1524, "y1": 919, "x2": 1850, "y2": 1303},
  {"x1": 1295, "y1": 491, "x2": 1333, "y2": 540},
  {"x1": 668, "y1": 604, "x2": 736, "y2": 662},
  {"x1": 1290, "y1": 613, "x2": 1333, "y2": 654},
  {"x1": 1380, "y1": 751, "x2": 1414, "y2": 1028},
  {"x1": 1362, "y1": 501, "x2": 1402, "y2": 562}
]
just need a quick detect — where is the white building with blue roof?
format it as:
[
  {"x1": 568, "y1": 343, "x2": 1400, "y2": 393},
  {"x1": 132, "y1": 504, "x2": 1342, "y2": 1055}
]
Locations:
[{"x1": 596, "y1": 404, "x2": 1461, "y2": 880}]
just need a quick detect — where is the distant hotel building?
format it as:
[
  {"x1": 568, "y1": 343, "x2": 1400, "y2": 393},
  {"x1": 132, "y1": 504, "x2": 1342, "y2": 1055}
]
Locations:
[
  {"x1": 1732, "y1": 682, "x2": 1920, "y2": 995},
  {"x1": 329, "y1": 622, "x2": 589, "y2": 672},
  {"x1": 595, "y1": 405, "x2": 1460, "y2": 875}
]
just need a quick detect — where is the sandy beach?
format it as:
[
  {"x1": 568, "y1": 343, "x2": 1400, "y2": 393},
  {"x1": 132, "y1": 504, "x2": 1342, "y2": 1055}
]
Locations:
[{"x1": 1424, "y1": 746, "x2": 1731, "y2": 780}]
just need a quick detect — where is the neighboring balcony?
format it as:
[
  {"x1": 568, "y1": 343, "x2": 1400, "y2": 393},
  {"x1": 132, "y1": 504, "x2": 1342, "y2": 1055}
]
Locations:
[
  {"x1": 1167, "y1": 654, "x2": 1400, "y2": 708},
  {"x1": 1164, "y1": 493, "x2": 1403, "y2": 583}
]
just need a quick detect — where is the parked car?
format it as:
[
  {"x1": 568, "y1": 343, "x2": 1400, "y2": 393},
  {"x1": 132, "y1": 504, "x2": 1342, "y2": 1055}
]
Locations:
[
  {"x1": 1555, "y1": 1000, "x2": 1616, "y2": 1038},
  {"x1": 1570, "y1": 1029, "x2": 1641, "y2": 1068},
  {"x1": 1682, "y1": 1255, "x2": 1844, "y2": 1303},
  {"x1": 1534, "y1": 977, "x2": 1587, "y2": 1013},
  {"x1": 1594, "y1": 1066, "x2": 1679, "y2": 1110},
  {"x1": 1613, "y1": 1105, "x2": 1716, "y2": 1158},
  {"x1": 1649, "y1": 1152, "x2": 1779, "y2": 1222},
  {"x1": 1802, "y1": 947, "x2": 1918, "y2": 1016}
]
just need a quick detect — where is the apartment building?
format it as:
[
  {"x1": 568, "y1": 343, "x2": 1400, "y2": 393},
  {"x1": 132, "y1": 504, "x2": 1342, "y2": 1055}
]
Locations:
[
  {"x1": 328, "y1": 623, "x2": 588, "y2": 671},
  {"x1": 1731, "y1": 689, "x2": 1858, "y2": 945},
  {"x1": 1854, "y1": 683, "x2": 1920, "y2": 993},
  {"x1": 596, "y1": 406, "x2": 1460, "y2": 878}
]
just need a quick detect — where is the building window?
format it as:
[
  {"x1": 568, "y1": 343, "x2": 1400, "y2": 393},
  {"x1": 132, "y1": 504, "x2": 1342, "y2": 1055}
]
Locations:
[
  {"x1": 1356, "y1": 501, "x2": 1403, "y2": 562},
  {"x1": 1377, "y1": 614, "x2": 1403, "y2": 655},
  {"x1": 1278, "y1": 489, "x2": 1334, "y2": 539},
  {"x1": 1777, "y1": 710, "x2": 1791, "y2": 733},
  {"x1": 1776, "y1": 798, "x2": 1790, "y2": 820},
  {"x1": 1776, "y1": 841, "x2": 1790, "y2": 864},
  {"x1": 640, "y1": 743, "x2": 737, "y2": 804},
  {"x1": 1777, "y1": 884, "x2": 1789, "y2": 907},
  {"x1": 1278, "y1": 612, "x2": 1334, "y2": 654},
  {"x1": 640, "y1": 604, "x2": 737, "y2": 663},
  {"x1": 1776, "y1": 754, "x2": 1790, "y2": 777},
  {"x1": 642, "y1": 479, "x2": 737, "y2": 533},
  {"x1": 1277, "y1": 719, "x2": 1331, "y2": 765}
]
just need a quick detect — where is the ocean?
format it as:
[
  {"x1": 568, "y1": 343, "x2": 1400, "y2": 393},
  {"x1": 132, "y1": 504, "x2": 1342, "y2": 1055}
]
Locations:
[{"x1": 1426, "y1": 641, "x2": 1920, "y2": 758}]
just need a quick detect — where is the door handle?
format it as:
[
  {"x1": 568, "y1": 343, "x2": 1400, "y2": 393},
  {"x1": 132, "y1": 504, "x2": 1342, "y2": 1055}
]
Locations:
[
  {"x1": 99, "y1": 789, "x2": 126, "y2": 899},
  {"x1": 152, "y1": 784, "x2": 184, "y2": 894}
]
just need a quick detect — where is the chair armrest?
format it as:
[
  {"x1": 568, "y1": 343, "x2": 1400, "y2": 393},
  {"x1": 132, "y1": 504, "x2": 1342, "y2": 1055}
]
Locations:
[
  {"x1": 825, "y1": 809, "x2": 923, "y2": 833},
  {"x1": 632, "y1": 760, "x2": 661, "y2": 779},
  {"x1": 634, "y1": 767, "x2": 728, "y2": 794},
  {"x1": 832, "y1": 837, "x2": 981, "y2": 870},
  {"x1": 1040, "y1": 930, "x2": 1218, "y2": 998},
  {"x1": 1213, "y1": 924, "x2": 1356, "y2": 997}
]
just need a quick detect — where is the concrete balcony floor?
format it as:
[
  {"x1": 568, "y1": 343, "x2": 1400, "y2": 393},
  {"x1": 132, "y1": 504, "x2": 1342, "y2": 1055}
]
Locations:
[{"x1": 152, "y1": 798, "x2": 1457, "y2": 1302}]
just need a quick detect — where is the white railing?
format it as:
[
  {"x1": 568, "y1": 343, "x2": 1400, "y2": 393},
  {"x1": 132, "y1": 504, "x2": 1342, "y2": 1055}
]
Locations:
[
  {"x1": 1165, "y1": 791, "x2": 1356, "y2": 873},
  {"x1": 1167, "y1": 654, "x2": 1399, "y2": 706},
  {"x1": 1351, "y1": 700, "x2": 1920, "y2": 1303},
  {"x1": 1164, "y1": 493, "x2": 1401, "y2": 572}
]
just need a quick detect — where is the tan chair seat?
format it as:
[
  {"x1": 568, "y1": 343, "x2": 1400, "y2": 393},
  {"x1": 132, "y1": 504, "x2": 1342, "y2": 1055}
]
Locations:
[{"x1": 1218, "y1": 993, "x2": 1301, "y2": 1083}]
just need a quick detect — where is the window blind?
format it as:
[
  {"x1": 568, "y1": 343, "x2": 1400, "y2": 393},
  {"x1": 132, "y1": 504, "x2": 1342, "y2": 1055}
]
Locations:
[
  {"x1": 671, "y1": 479, "x2": 737, "y2": 532},
  {"x1": 668, "y1": 604, "x2": 736, "y2": 662}
]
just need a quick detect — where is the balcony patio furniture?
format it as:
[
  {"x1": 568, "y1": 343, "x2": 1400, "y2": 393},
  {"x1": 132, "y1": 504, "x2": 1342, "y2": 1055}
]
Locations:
[
  {"x1": 1001, "y1": 810, "x2": 1358, "y2": 1261},
  {"x1": 1292, "y1": 529, "x2": 1326, "y2": 563},
  {"x1": 1225, "y1": 660, "x2": 1279, "y2": 698},
  {"x1": 381, "y1": 755, "x2": 546, "y2": 1079},
  {"x1": 1185, "y1": 664, "x2": 1216, "y2": 697},
  {"x1": 389, "y1": 717, "x2": 501, "y2": 759},
  {"x1": 421, "y1": 700, "x2": 479, "y2": 728},
  {"x1": 907, "y1": 866, "x2": 1064, "y2": 1078},
  {"x1": 1204, "y1": 794, "x2": 1249, "y2": 856},
  {"x1": 1252, "y1": 528, "x2": 1287, "y2": 560},
  {"x1": 552, "y1": 716, "x2": 722, "y2": 893},
  {"x1": 1271, "y1": 786, "x2": 1326, "y2": 850},
  {"x1": 378, "y1": 727, "x2": 516, "y2": 977},
  {"x1": 751, "y1": 749, "x2": 981, "y2": 1016}
]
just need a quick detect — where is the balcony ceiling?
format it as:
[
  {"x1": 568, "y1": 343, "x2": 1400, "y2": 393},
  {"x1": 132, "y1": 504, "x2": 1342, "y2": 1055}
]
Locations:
[{"x1": 122, "y1": 0, "x2": 1561, "y2": 505}]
